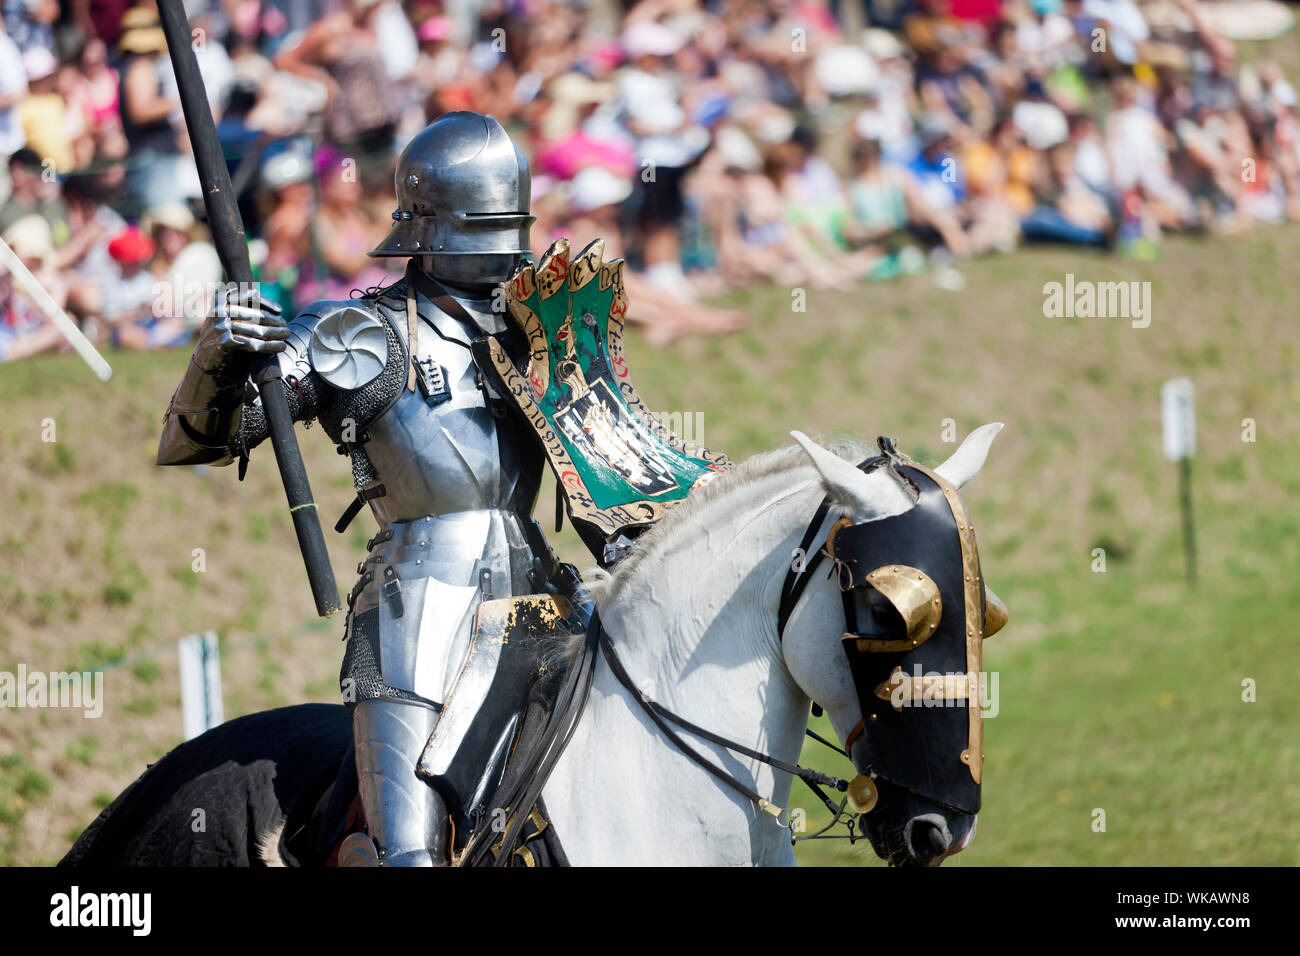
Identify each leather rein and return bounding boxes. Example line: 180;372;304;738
598;459;890;844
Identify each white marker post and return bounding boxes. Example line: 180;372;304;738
0;235;113;381
178;630;224;740
1160;378;1196;587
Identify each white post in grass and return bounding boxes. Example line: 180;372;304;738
1160;378;1196;588
179;630;224;740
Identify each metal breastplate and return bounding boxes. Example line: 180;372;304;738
363;295;522;524
341;289;544;704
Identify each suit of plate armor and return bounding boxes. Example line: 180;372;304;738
157;112;548;865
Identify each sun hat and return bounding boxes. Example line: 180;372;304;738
2;214;55;266
260;151;313;190
567;166;633;214
622;21;686;59
417;16;451;42
22;46;58;82
118;7;168;55
142;202;196;235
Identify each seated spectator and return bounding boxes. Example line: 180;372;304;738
846;137;971;277
908;115;969;216
914;40;994;138
3;0;57;55
563;165;746;345
1081;0;1150;67
729;144;862;291
1021;141;1113;246
0;213;66;360
782;126;854;252
0;20;28;160
535;72;631;181
18;46;74;174
54;51;100;172
1237;119;1289;225
101;224;188;349
1068;112;1112;197
118;6;190;212
764;135;884;280
411;15;472;124
55;174;120;323
0;147;68;239
77;37;121;141
257;150;316;317
1106;75;1197;239
273;0;400;155
144;202;221;330
1014;0;1076;78
297;148;392;305
959;114;1035;252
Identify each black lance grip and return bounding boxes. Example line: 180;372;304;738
158;0;342;616
252;360;342;616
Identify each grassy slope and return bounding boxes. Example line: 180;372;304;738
2;224;1298;865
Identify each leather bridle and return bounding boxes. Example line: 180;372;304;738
596;457;895;844
776;453;903;762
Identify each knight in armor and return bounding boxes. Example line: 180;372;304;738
157;112;556;866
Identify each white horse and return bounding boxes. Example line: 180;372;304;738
61;426;1002;868
540;424;1004;866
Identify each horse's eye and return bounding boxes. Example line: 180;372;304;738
853;588;905;636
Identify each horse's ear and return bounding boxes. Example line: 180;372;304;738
791;431;910;517
933;423;1003;490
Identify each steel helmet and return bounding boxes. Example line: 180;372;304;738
369;111;534;285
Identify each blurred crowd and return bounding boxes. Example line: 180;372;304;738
3;0;1299;358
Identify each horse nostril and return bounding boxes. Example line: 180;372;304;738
909;818;952;859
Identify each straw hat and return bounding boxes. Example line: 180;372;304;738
2;215;55;267
142;202;196;235
118;7;168;55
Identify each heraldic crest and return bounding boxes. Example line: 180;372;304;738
475;238;732;560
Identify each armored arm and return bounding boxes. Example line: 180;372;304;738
157;287;326;466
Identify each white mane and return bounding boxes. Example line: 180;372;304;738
584;435;875;607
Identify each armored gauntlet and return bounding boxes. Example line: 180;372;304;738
157;285;288;465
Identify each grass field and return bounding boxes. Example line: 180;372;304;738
2;223;1298;865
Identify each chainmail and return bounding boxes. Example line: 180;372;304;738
350;446;379;488
232;369;325;459
340;607;431;708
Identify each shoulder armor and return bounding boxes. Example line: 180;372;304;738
295;299;391;391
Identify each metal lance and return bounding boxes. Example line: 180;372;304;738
157;0;341;616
